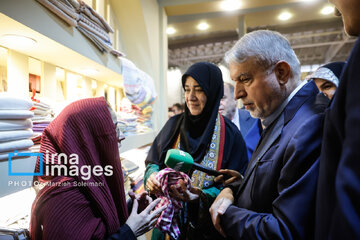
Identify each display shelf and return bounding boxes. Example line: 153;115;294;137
0;156;37;198
0;0;123;87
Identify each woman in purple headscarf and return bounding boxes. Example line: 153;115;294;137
30;97;166;240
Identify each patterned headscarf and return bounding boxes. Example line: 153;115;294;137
309;61;346;87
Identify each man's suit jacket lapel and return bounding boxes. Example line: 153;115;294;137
236;113;284;194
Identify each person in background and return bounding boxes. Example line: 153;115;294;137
209;30;328;239
309;61;345;100
242;118;262;160
172;103;185;115
315;0;360;239
168;107;175;118
219;82;256;138
144;62;248;240
30;97;166;240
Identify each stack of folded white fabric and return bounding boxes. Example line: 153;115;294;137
30;100;54;153
36;0;124;57
0;95;35;161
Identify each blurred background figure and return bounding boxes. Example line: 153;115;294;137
168;103;185;118
168;107;175;118
309;61;345;100
219;82;256;138
172;103;184;115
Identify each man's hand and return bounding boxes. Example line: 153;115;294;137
169;179;203;202
145;172;161;195
214;169;243;185
209;187;234;237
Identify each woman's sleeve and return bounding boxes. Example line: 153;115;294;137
144;163;160;189
107;224;136;240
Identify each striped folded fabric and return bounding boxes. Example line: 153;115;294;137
155;168;191;239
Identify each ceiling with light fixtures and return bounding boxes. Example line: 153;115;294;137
160;0;356;71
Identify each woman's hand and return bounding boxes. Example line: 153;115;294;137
146;172;162;195
125;197;167;237
214;169;243;185
169;179;203;202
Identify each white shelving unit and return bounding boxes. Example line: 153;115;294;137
0;0;123;87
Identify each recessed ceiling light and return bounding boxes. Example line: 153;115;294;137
0;34;37;49
278;12;292;21
197;22;210;31
221;0;241;11
167;27;176;35
320;5;335;15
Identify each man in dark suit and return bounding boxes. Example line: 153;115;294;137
219;82;256;138
210;30;328;239
315;1;360;239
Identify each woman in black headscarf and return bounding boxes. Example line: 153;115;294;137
144;62;248;240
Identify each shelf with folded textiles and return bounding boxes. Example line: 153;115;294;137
120;145;151;202
0;95;38;198
0;0;123;88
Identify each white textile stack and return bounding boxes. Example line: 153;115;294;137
30;100;54;153
0;94;34;161
36;0;124;57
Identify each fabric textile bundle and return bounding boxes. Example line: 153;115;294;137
0;95;33;110
0;130;33;142
29;99;54;153
121;57;157;106
36;0;124;57
0;119;33;131
30;100;54;134
119;57;157;134
0;94;34;161
155;168;191;240
0;110;34;119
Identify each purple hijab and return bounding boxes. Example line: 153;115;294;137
30;97;128;239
